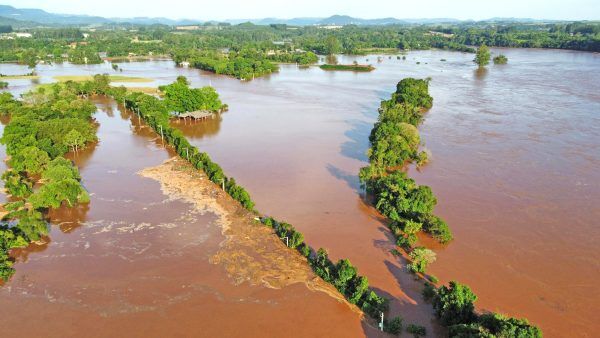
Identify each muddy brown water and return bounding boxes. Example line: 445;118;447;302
1;48;599;337
0;97;369;337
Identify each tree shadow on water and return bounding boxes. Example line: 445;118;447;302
340;119;373;162
326;163;362;194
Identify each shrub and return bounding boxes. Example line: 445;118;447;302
406;324;427;337
385;316;403;335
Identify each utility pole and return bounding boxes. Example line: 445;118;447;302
379;312;384;331
159;125;164;142
221;178;225;190
185;147;189;160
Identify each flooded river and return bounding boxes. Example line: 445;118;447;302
1;48;599;337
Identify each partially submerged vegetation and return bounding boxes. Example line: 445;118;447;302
158;76;226;114
0;79;103;281
493;54;508;65
267;51;319;65
360;78;452;247
359;78;541;336
474;44;491;67
319;64;374;72
424;281;541;337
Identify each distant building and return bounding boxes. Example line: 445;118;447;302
427;31;454;38
176;25;200;31
318;25;343;30
15;32;32;38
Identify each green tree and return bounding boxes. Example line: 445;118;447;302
324;35;342;55
64;129;85;152
407;247;436;273
474;45;491;67
433;281;478;326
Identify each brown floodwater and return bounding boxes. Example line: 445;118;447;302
0;97;370;337
1;48;599;337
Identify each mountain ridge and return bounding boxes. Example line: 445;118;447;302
0;4;564;27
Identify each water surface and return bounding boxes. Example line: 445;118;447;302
1;49;599;336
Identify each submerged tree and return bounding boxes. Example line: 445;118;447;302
474;44;491;67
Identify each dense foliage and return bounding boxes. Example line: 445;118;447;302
426;281;542;337
176;49;279;80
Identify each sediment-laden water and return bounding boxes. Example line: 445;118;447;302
1;48;598;336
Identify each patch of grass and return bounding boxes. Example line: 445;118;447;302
53;75;153;83
319;64;375;72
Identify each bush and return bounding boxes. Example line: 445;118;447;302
493;54;508;65
406;324;427;337
385;316;403;335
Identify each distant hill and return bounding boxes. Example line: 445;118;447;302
316;15;406;25
0;4;109;25
0;14;42;28
0;5;198;26
0;4;564;28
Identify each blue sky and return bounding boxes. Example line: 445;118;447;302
3;0;599;20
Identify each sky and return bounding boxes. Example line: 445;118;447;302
2;0;599;21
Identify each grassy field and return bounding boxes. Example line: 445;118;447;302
53;75;153;83
319;64;375;72
0;75;40;79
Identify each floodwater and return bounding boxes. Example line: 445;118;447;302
1;48;599;337
0;96;367;337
